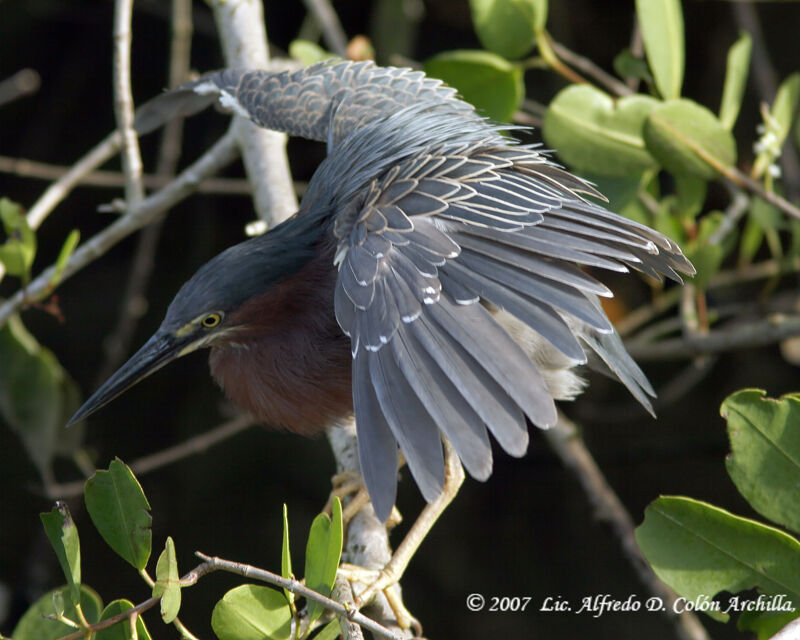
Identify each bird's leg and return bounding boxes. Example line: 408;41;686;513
351;439;465;609
326;470;402;528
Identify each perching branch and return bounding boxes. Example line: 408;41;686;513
194;552;403;640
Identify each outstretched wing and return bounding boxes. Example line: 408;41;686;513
134;61;480;148
333;139;694;520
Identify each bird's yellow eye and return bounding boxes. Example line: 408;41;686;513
201;312;222;328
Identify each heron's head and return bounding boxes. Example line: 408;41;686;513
68;216;319;426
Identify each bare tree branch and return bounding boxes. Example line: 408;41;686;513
0;155;257;194
543;412;711;640
209;0;297;224
0;68;41;107
47;413;254;499
303;0;349;57
628;314;800;361
0;130;239;327
112;0;145;205
194;552;403;640
96;0;194;384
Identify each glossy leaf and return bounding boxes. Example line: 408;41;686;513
11;585;101;640
152;537;181;623
95;600;152;640
85;458;152;570
40;502;81;605
738;608;800;640
424;49;524;122
543;85;659;176
674;174;707;220
636;496;800;622
0;197;36;278
469;0;547;60
211;585;292;640
0;314;81;475
305;497;343;624
315;619;343;640
288;40;338;66
635;0;684;99
281;504;294;605
722;390;800;535
644;99;737;179
719;32;752;130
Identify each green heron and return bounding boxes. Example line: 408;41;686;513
70;61;694;524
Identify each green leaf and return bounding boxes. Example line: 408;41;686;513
739;608;800;640
305;498;344;624
288;40;338;66
636;496;800;622
543;85;659;177
0;314;81;475
95;600;152;640
644;99;737;179
152;537;181;623
469;0;547;60
84;458;152;570
722;390;800;536
719;32;752;130
0;197;36;279
281;504;294;605
40;502;81;605
635;0;684;99
674;174;707;220
314;619;342;640
11;585;101;640
613;49;651;85
211;585;292;640
49;229;80;288
685;243;723;291
749;196;785;232
424;49;524;122
738;215;764;266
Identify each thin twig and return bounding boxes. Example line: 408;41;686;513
55;560;218;640
0;155;255;194
194;552;403;640
0;68;41;107
303;0;348;57
543;412;711;640
46;413;254;500
0;129;239;328
0;132;122;286
96;0;194;385
628;314;800;360
549;40;633;97
112;0;145;205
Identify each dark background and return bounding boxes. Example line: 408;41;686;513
2;1;799;638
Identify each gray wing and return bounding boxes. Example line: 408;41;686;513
334;143;694;520
134;61;480;148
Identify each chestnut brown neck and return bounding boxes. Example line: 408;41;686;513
208;244;352;435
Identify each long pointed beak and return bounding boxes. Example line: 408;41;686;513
67;330;185;426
